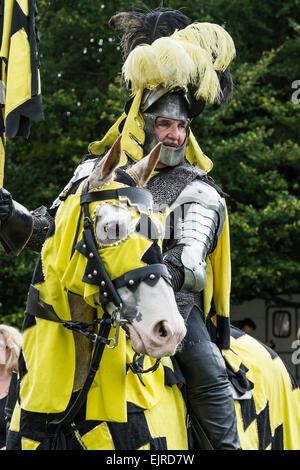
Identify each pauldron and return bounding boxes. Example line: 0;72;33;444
165;178;226;293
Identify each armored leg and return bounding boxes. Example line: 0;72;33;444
176;306;240;450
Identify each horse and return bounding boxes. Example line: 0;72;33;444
6;138;300;450
6;139;189;450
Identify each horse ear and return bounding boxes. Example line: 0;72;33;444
127;143;162;187
88;136;122;189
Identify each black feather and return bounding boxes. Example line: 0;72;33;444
110;4;234;107
110;5;191;60
218;68;234;104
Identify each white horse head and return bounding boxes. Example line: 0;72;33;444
86;137;186;358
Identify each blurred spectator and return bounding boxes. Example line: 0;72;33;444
0;325;22;450
231;317;257;335
265;339;276;350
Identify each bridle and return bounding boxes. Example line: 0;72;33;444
25;176;172;430
76;179;171;345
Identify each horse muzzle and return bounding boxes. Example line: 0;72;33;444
121;278;187;358
127;318;186;358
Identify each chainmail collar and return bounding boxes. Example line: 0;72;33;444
146;159;207;212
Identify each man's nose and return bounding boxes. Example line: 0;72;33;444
167;124;180;140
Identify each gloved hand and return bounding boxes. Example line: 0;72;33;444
0;188;13;223
0;190;34;255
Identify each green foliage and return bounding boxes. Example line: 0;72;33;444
1;0;300;327
0;249;38;329
190;20;300;303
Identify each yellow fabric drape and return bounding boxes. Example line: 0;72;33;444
0;0;43;186
202;201;231;348
20;181;177;422
230;333;300;450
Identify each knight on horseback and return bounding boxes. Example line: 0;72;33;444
0;7;241;450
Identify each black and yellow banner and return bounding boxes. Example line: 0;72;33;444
0;0;43;186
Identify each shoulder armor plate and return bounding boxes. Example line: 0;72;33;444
170;178;224;212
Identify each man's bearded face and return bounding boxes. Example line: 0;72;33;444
154;117;188;168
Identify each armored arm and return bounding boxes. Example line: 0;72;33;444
0;188;34;255
0;158;98;256
0;188;53;255
163;178;226;293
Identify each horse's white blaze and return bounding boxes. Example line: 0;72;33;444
116;278;186;358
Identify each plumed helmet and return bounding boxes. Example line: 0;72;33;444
110;7;235;106
108;7;235;167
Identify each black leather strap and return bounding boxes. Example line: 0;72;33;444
75;227;123;307
80;186;153;213
113;264;171;291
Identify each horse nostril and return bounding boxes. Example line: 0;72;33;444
152;320;177;344
159;324;167;337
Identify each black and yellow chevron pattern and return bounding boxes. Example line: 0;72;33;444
228;327;300;450
0;0;43;185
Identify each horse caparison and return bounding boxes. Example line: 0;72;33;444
6;139;300;450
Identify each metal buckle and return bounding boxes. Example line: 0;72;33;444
106;305;127;349
90;332;98;343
